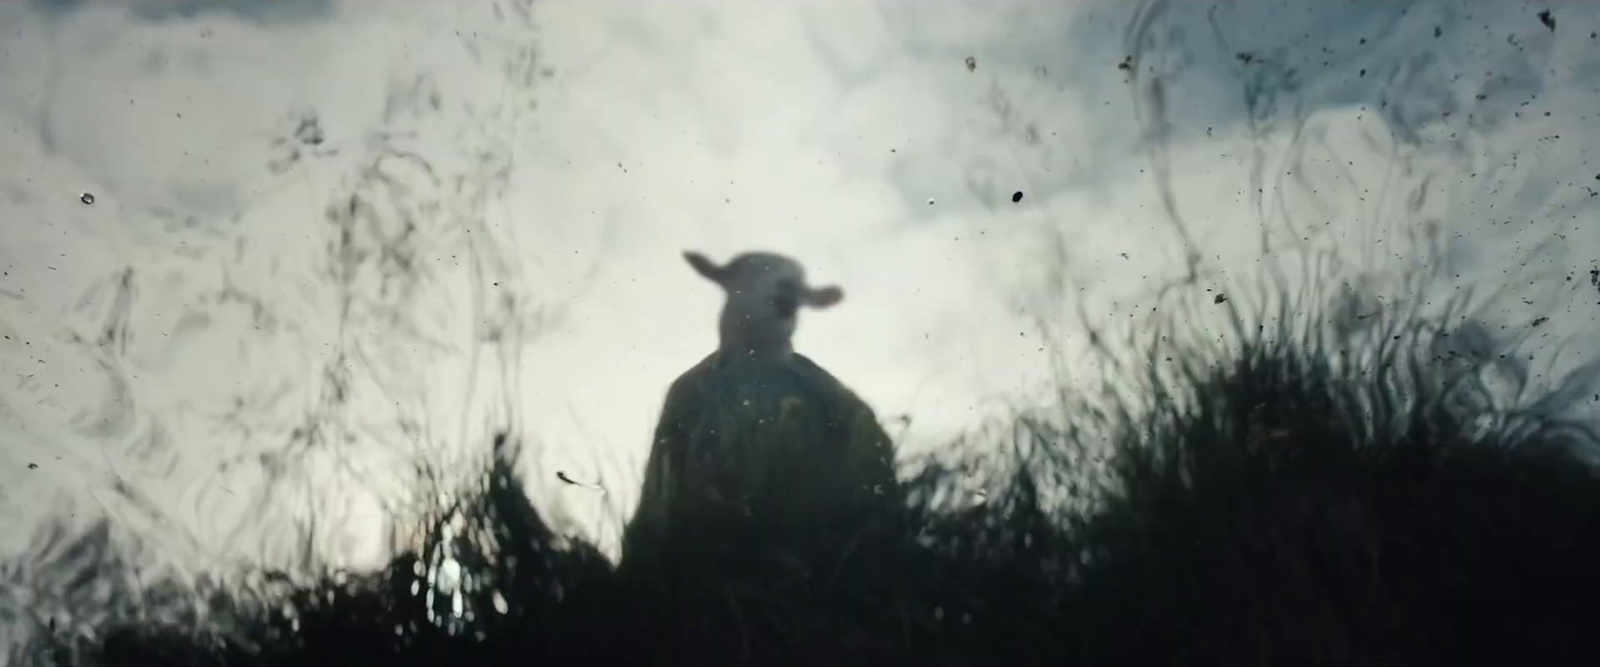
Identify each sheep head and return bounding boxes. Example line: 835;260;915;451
683;250;842;357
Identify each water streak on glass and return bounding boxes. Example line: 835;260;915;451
1;1;1598;664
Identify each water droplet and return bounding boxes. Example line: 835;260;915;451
79;192;94;205
934;606;945;620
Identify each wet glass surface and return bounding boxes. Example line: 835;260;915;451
2;1;1598;663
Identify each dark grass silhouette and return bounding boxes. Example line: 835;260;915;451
35;284;1600;665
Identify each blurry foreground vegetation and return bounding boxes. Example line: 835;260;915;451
18;285;1600;666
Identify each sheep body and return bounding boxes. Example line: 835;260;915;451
621;251;900;578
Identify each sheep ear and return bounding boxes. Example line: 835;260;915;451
683;251;725;285
804;285;844;309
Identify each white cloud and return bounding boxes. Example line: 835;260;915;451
1;0;1596;571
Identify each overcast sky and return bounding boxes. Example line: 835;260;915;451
2;0;1597;569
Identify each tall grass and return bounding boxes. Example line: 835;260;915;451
21;279;1600;665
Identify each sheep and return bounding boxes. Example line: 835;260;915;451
619;250;902;581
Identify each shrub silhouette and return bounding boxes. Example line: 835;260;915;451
34;286;1600;666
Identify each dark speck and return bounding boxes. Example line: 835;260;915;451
1011;191;1024;203
1538;9;1555;31
964;56;976;72
1434;26;1442;38
79;192;94;205
1214;294;1227;304
293;115;324;146
1532;316;1550;327
27;463;37;470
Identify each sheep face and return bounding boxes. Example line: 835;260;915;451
683;250;842;355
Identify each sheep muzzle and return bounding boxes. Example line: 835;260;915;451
774;292;800;318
